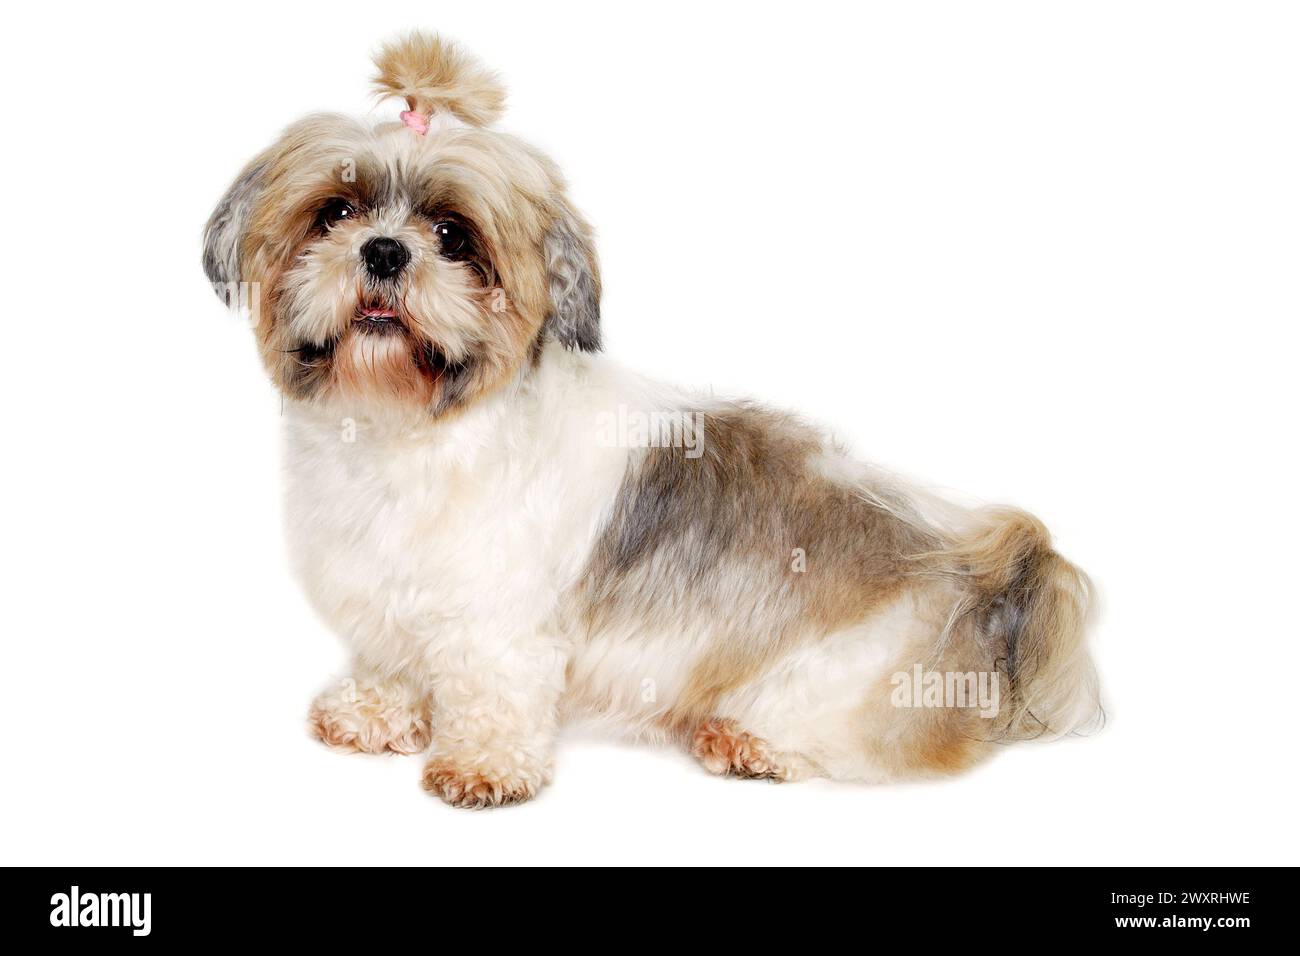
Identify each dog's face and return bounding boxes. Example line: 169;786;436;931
203;38;599;417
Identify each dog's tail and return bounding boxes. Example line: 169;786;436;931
939;508;1101;738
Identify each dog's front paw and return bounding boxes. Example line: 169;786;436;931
420;760;543;809
309;678;432;755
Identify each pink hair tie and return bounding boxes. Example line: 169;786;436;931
400;110;429;135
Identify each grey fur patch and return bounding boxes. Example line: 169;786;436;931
543;210;601;351
202;160;267;304
581;403;939;638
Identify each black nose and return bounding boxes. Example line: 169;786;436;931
361;236;410;279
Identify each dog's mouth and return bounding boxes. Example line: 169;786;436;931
353;303;405;335
345;297;456;385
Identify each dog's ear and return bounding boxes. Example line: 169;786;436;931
543;202;602;352
202;157;268;307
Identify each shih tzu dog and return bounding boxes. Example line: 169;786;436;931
203;32;1100;808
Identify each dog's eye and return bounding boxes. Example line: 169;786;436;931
315;198;358;230
433;221;470;258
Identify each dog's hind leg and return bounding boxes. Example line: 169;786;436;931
689;718;817;782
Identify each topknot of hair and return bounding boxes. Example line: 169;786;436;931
372;32;506;127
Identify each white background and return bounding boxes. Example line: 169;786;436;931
1;0;1297;866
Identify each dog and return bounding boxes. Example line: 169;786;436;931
203;32;1100;808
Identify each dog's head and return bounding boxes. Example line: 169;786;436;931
203;32;600;416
